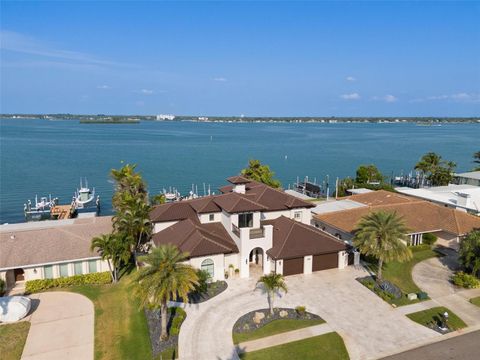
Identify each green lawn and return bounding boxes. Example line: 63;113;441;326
364;245;440;306
233;318;325;344
406;306;467;331
470;296;480;307
0;321;31;360
66;274;152;360
238;332;349;360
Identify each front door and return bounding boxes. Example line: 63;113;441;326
14;268;25;281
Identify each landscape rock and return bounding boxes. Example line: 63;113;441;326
279;310;288;318
253;311;265;324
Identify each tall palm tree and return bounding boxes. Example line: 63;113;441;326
353;211;412;281
91;233;131;282
135;245;198;340
256;273;288;315
113;197;151;252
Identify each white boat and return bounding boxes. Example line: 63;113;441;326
24;195;58;221
73;178;100;214
163;187;181;202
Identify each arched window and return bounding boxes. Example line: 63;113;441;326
201;258;214;278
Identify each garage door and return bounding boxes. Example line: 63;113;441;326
283;257;304;276
312;253;338;272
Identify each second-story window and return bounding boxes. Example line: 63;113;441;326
294;211;302;220
238;212;253;228
209;214;215;221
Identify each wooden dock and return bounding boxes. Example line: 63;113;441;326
50;205;74;220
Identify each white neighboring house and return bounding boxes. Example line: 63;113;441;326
156;114;175;121
150;176;349;281
454;171;480;187
0;216;112;293
396;184;480;215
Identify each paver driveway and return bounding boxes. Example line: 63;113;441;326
412;249;480;326
178;266;438;360
21;292;94;360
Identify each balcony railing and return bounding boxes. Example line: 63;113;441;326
232;224;240;237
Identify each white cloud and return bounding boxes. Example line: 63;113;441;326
340;93;361;100
414;93;480;103
372;94;398;103
0;30;134;68
97;85;110;89
135;89;154;95
346;76;356;82
213;77;227;82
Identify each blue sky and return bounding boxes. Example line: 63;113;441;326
1;1;479;116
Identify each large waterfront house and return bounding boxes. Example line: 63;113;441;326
150;176;350;281
0;217;112;292
312;190;480;250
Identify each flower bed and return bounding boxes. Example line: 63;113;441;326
145;306;186;357
25;272;112;293
233;307;322;335
188;280;227;304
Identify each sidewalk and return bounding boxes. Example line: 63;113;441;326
236;323;333;354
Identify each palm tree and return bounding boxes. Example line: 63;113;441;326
353;211;412;281
135;245;198;340
91;233;131;282
256;273;288;315
113;197;151;252
111;163;148;211
459;230;480;277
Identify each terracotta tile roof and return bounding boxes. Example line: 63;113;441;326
188;196;222;214
227;175;251;184
343;190;415;206
264;216;346;260
0;216;113;269
314;197;480;236
150;202;199;222
212;192;267;213
151;219;238;257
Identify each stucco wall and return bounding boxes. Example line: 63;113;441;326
189;254;225;281
198;212;222;224
313;220;354;242
153;220;178;233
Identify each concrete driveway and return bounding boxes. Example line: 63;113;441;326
21;292;94;360
412;249;480;326
178;266;438;360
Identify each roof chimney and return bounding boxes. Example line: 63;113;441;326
233;184;246;194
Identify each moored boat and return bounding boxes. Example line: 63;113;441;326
24;195;58;221
73;178;100;215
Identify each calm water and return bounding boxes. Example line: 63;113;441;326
1;119;479;224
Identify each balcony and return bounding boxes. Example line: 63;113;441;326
232;224;265;239
232;224;240;237
250;227;265;239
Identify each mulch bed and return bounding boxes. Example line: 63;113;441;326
145;308;183;357
233;308;322;334
187;281;228;304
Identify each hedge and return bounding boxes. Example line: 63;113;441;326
452;272;480;289
169;307;186;336
25;271;112;294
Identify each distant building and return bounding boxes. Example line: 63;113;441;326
156;114;175;121
454;171;480;187
395;184;479;215
198;116;209;121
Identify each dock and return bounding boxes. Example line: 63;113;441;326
50;205;74;220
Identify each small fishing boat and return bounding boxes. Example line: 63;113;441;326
73;178;100;214
163;187;181;202
24;195;58;221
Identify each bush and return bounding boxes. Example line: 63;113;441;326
295;306;306;315
193;270;211;294
169;307;186;336
422;233;437;245
25;272;112;293
0;278;5;296
417;291;428;300
452;272;480;289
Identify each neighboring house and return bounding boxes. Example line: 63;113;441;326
0;216;112;291
313;190;480;250
454;171;480;187
396;184;480;215
150;176;349;280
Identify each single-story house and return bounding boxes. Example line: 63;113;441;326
150;176;350;280
0;216;112;291
313;190;480;250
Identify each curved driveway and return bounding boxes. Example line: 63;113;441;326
22;292;94;360
412;249;480;326
178;267;438;360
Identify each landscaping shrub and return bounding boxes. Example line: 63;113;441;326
193;270;211;294
417;292;428;300
169;307;186;336
295;306;306;315
0;278;5;296
25;272;111;293
422;233;437;245
452;272;480;289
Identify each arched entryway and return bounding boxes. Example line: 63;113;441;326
249;247;264;277
14;268;25;282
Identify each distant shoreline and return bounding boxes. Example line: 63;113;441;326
1;115;479;124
